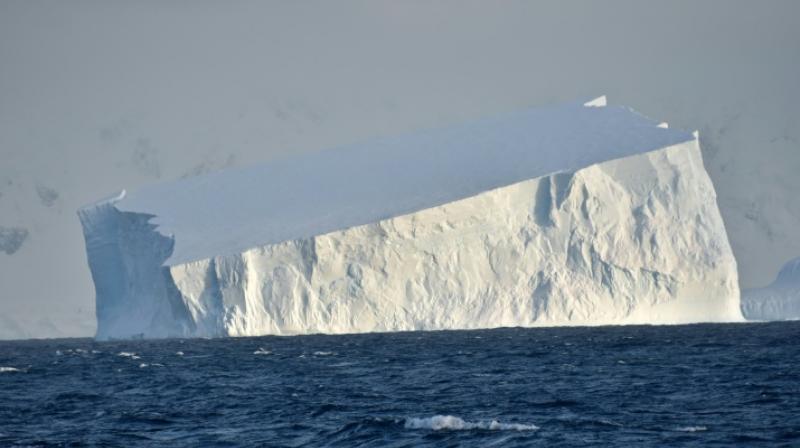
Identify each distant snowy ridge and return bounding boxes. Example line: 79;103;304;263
78;97;742;340
741;257;800;321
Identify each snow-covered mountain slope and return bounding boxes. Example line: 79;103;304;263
741;257;800;321
78;98;742;340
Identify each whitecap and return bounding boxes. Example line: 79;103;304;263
139;363;149;368
175;351;184;356
313;351;334;356
675;426;708;432
253;348;272;355
329;362;356;368
118;351;137;358
405;415;538;431
597;418;624;427
0;367;21;373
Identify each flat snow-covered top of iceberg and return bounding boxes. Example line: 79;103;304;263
100;97;694;265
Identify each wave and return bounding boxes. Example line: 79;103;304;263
0;366;21;373
675;426;708;432
313;351;334;356
118;352;141;359
138;363;164;368
253;348;272;355
329;362;357;368
405;415;538;431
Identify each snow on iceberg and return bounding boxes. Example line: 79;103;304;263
78;97;742;340
741;257;800;321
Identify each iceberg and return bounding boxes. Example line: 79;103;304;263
78;97;743;340
741;257;800;321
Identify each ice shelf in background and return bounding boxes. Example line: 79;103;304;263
741;257;800;321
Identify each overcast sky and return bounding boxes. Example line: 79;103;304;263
1;0;798;339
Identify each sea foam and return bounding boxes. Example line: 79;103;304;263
676;426;708;432
405;415;538;431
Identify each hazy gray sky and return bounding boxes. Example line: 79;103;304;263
1;0;798;338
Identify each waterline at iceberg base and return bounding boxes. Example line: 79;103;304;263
78;97;743;340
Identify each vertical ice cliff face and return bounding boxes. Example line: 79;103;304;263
77;192;194;339
741;257;800;321
165;141;740;337
78;99;742;340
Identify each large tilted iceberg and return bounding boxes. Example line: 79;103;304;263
78;96;743;340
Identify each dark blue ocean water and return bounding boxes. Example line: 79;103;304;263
1;322;799;447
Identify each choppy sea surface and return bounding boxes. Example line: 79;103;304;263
1;322;799;447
